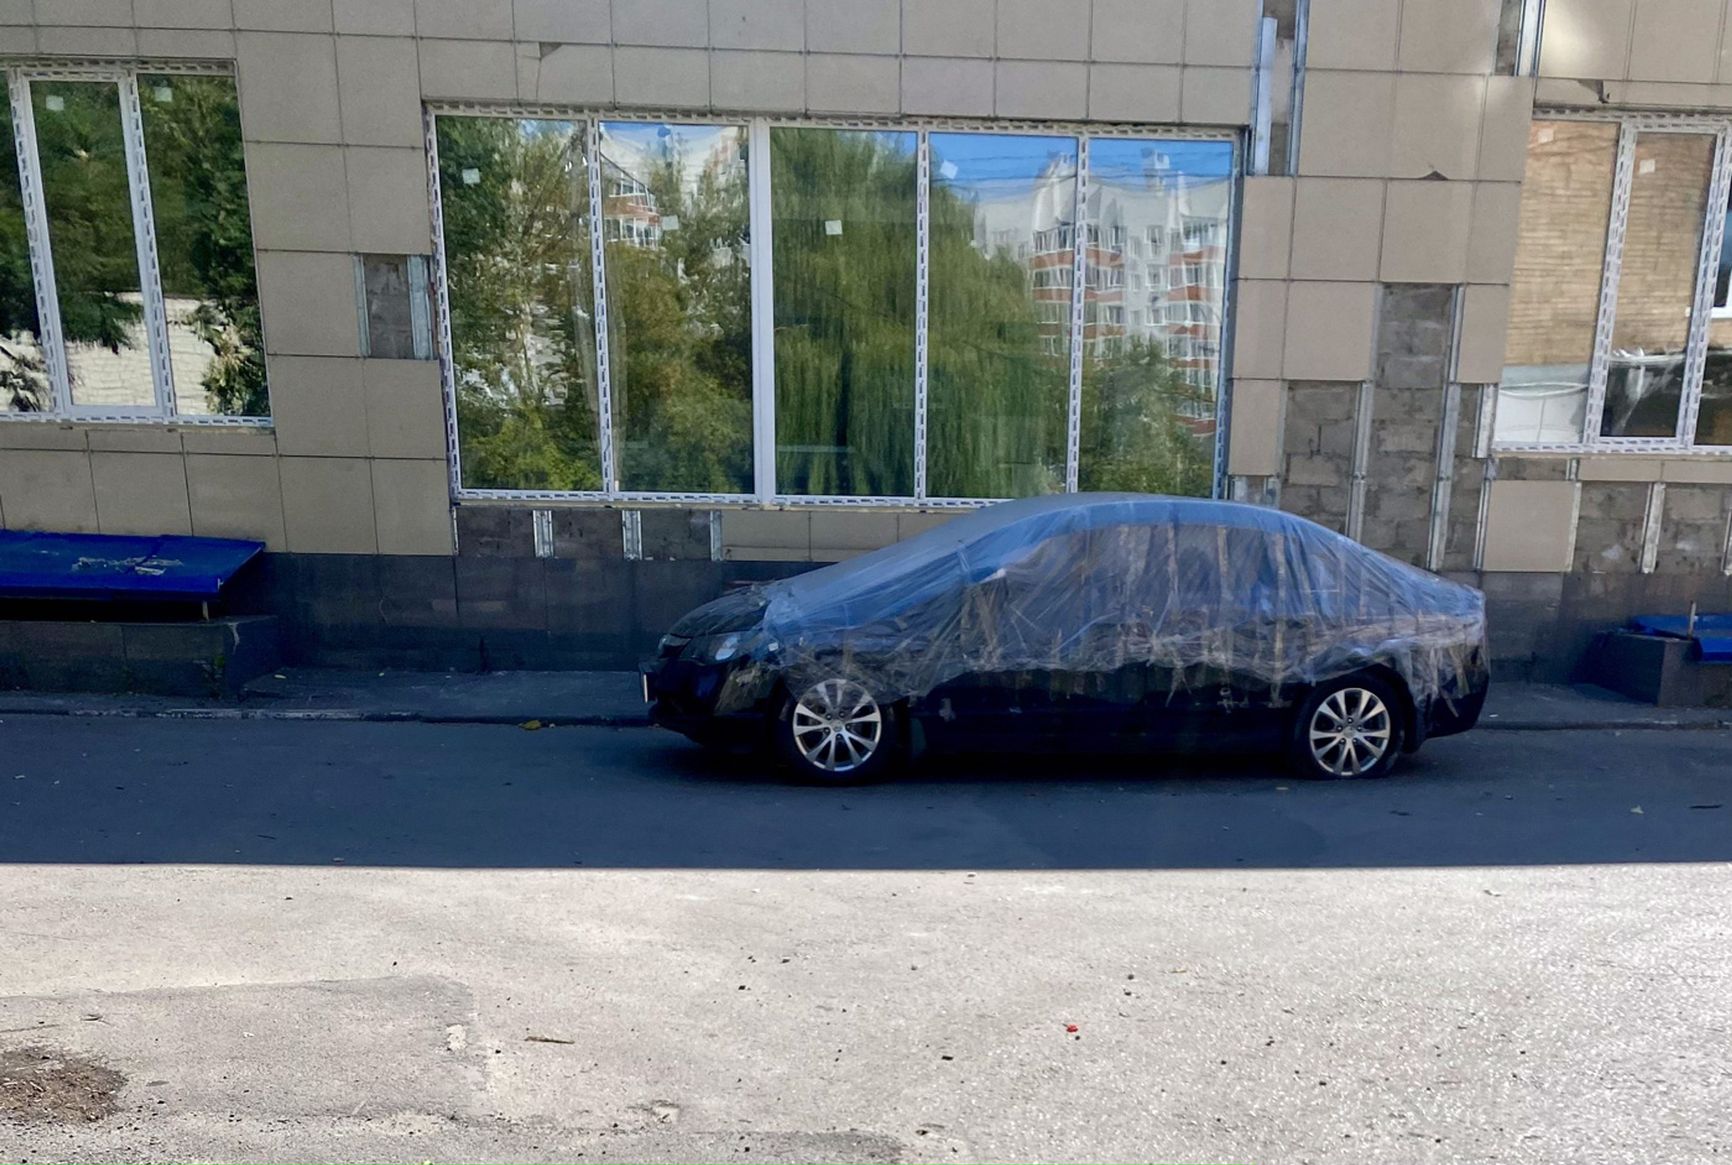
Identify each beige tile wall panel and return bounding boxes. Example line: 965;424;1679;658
1087;63;1183;122
997;0;1090;61
1457;284;1513;384
235;0;332;33
256;252;363;358
896;512;956;539
806;0;899;56
336;35;424;149
1538;0;1634;78
1398;0;1501;75
35;0;127;25
1628;0;1722;83
1290;177;1384;281
1283;281;1376;381
1183;0;1259;67
995;60;1089;119
0;450;98;532
414;0;511;40
902;0;995;58
181;427;279;456
186;453;288;549
806;54;900;114
902;56;995;116
1305;0;1399;71
0;424;87;451
1482;480;1580;571
345;147;433;254
134;0;236;29
1532;77;1604;105
86;427;184;454
1391;75;1485;181
280;457;378;553
710;0;804;51
721;509;812;560
1179;66;1251;124
612;0;709;48
1580;456;1667;481
236;32;342;144
38;24;137;54
419;38;519;100
1296;71;1395;177
1663;460;1732;483
513;0;610;43
1232;280;1289;380
270;357;370;458
138;27;235;56
91;452;193;536
1467;181;1524;285
1091;0;1183;65
1381;181;1474;284
363;360;447;460
1237;177;1293;281
614;46;711;107
809;509;899;557
245;143;352;253
1479;76;1537;184
712;49;807;111
0;25;36;52
526;43;615;105
1599;80;1732;107
1227;379;1284;476
372;459;454;555
0;0;28;22
335;0;414;37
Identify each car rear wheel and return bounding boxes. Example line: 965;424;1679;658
1291;674;1404;780
775;677;899;785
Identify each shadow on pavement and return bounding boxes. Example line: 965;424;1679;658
0;715;1727;869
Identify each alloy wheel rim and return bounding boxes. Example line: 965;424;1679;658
791;679;883;773
1308;687;1392;777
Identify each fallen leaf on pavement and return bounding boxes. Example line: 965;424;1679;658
521;720;543;731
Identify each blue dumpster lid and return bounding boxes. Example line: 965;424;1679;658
1629;613;1732;664
0;530;265;601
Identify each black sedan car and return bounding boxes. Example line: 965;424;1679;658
644;494;1488;783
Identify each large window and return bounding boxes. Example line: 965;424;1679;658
1498;117;1732;450
431;114;1237;502
0;67;263;420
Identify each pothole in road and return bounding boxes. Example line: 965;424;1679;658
0;1046;124;1124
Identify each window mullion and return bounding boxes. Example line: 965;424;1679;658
914;128;930;502
9;70;71;414
1065;136;1088;493
1585;121;1637;448
748;118;776;503
117;74;175;417
585;119;618;496
1680;126;1731;448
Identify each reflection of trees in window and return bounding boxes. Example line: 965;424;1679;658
438;116;602;491
0;84;45;412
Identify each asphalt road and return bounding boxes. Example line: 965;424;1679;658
0;716;1729;1163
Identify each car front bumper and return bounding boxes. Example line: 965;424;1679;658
641;656;771;747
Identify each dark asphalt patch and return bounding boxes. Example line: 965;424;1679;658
0;1046;123;1123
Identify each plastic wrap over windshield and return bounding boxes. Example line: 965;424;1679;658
717;495;1486;713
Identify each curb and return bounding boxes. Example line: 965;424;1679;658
0;703;654;727
1480;718;1732;732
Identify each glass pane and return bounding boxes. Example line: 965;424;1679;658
138;74;266;417
927;132;1076;499
599;121;752;494
0;84;46;412
437;116;602;490
33;80;151;410
771;128;917;497
1497;120;1618;444
1078;139;1231;496
1602;131;1715;439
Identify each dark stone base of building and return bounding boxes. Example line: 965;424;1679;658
0;614;281;697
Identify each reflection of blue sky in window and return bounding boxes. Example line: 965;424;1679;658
1089;139;1234;183
931;133;1077;197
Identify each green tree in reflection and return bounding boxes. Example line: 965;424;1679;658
1079;339;1214;496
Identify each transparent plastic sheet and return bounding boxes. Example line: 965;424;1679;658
706;495;1486;714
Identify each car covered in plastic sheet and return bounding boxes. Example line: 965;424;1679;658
642;494;1489;783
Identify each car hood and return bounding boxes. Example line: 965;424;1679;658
669;586;770;637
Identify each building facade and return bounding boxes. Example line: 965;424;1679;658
1;0;1731;679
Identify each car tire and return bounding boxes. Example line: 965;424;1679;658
1290;673;1405;780
774;676;901;786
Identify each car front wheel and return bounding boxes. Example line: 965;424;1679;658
1291;674;1404;780
775;677;899;785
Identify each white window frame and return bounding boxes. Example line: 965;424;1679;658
427;107;1239;507
1496;110;1732;455
0;60;265;427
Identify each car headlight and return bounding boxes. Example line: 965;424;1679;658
683;631;757;664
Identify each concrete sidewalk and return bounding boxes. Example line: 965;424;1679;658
0;667;1729;731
